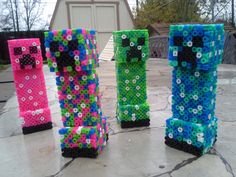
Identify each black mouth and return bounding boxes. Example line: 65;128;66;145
19;54;36;69
126;47;142;62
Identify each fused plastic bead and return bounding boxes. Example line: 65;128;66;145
44;28;108;158
168;24;224;70
165;24;224;156
8;38;52;134
113;30;150;128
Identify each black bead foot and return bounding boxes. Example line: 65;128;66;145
165;137;205;156
120;119;150;128
62;147;98;158
22;122;53;135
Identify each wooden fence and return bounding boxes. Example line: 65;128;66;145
0;31;46;64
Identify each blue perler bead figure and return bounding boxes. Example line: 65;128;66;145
165;24;224;156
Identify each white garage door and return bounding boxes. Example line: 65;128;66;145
69;3;118;52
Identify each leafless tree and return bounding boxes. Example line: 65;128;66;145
22;0;45;31
0;1;15;31
197;0;231;22
13;0;20;31
0;0;20;32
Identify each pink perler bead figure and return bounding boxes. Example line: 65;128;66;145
8;38;52;134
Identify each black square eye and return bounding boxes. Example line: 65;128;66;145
68;40;78;51
30;46;38;54
14;47;22;55
122;38;130;47
137;37;145;46
50;41;59;52
192;36;203;47
173;36;183;46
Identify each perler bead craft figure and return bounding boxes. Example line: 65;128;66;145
8;38;52;134
113;30;150;128
44;29;108;158
165;24;224;156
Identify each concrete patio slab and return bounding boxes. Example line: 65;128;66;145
0;59;235;177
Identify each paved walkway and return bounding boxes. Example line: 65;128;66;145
0;59;236;177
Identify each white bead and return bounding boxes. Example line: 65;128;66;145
178;127;183;132
168;133;173;139
187;41;192;47
125;80;129;84
173;51;178;56
121;34;126;39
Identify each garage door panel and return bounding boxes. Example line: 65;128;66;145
71;6;93;29
95;6;117;31
69;3;118;51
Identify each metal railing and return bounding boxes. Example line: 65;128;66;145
149;35;169;59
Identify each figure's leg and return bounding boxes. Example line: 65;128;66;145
165;67;218;156
116;62;150;128
57;72;108;158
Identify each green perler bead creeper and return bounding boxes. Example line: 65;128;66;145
113;30;150;128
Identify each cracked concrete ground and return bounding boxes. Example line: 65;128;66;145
0;59;235;177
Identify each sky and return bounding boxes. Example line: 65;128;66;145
44;0;137;22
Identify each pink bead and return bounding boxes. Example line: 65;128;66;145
74;50;80;55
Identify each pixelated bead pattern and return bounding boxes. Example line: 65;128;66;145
113;30;150;125
168;24;224;70
8;38;52;130
45;29;99;74
44;28;107;157
113;30;149;63
165;24;224;155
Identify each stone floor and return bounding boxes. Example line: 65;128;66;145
0;59;236;177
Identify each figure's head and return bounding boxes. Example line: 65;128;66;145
168;24;224;70
44;29;98;73
113;30;149;63
8;38;42;71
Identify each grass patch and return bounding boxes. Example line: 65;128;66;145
0;64;10;71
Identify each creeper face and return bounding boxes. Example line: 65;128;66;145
45;29;98;73
169;24;224;70
9;39;42;71
113;30;149;63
